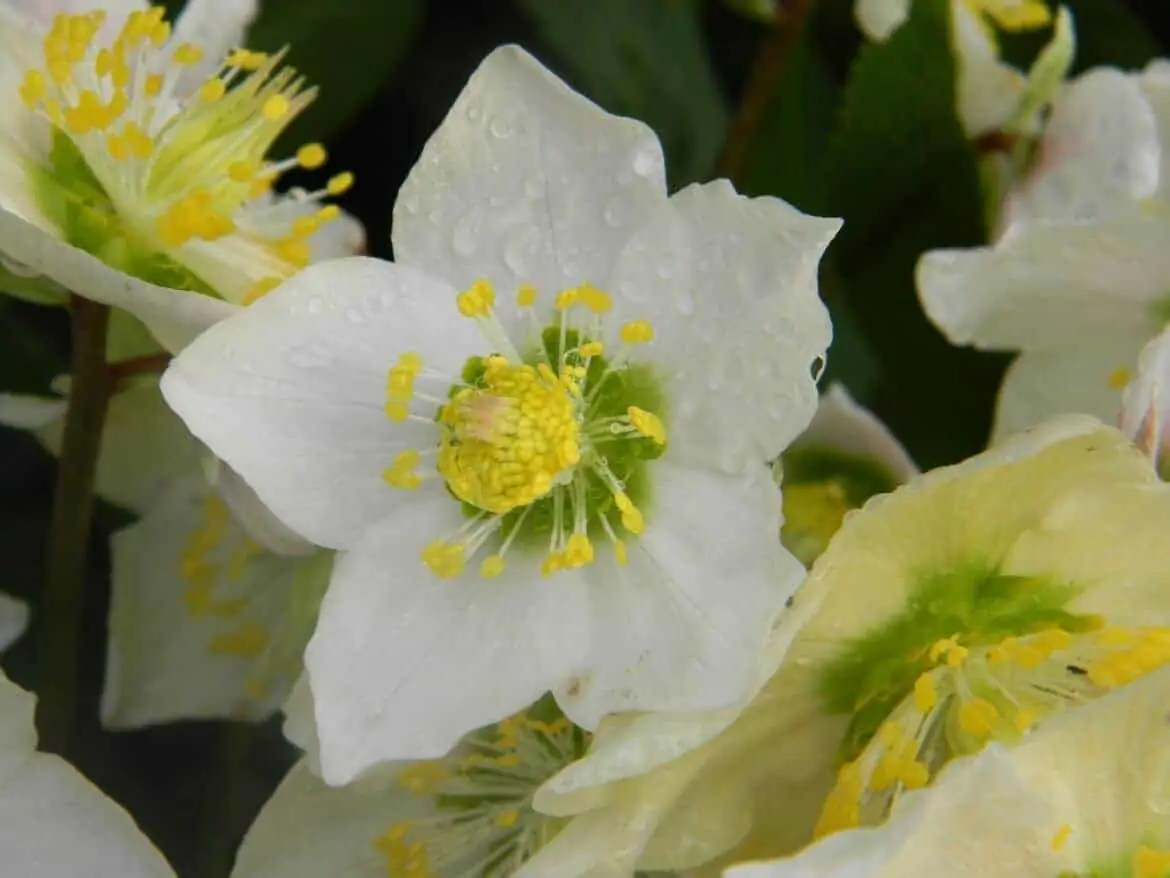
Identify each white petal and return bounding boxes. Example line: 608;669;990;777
0;674;174;877
1139;62;1170;200
555;461;801;728
280;675;323;774
793;384;919;481
608;181;838;472
991;338;1146;441
854;0;910;40
232;759;427;878
305;491;589;782
1121;326;1170;466
0;756;175;877
102;476;326;728
0;592;28;653
1002;68;1161;228
952;3;1024;137
169;0;259;95
392;45;667;319
0;208;237;352
0;393;66;430
205;458;316;556
518;795;664;878
917;216;1170;352
161;257;480;550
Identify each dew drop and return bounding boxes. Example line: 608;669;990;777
489;116;513;139
631;146;659;178
452;207;484;257
466;103;481;122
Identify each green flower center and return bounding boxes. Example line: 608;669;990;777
814;564;1170;838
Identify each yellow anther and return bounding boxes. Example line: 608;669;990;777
493;753;521;768
614;493;645;535
456;279;496;318
396;763;449;794
297;143;328;169
19;70;47;109
207;623;269;658
541;552;564;577
958;697;999;737
554;287;580;310
94;48;112;77
199;77;226;102
494;809;521;828
627;406;666;445
421;540;465;579
383;450;423;491
928;636;967;667
579;341;604;358
1050;824;1072;852
578;284;612;314
970;0;1051;31
226;48;269;70
149;20;171;46
241;276;282;306
912;673;938;714
317;204;341;223
613;539;628;566
1012;709;1036;733
262;94;290;121
229;161;257;183
814;760;863;839
275;236;311;267
564;533;595;569
145;73;164;97
1108;367;1132;389
385;400;410;423
620;320;654;344
480;555;506;579
327;171;355;195
516;284;537;307
173;42;204;65
292;216;319;238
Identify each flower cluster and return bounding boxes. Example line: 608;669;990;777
2;0;1170;876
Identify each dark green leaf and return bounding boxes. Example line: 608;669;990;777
516;0;729;185
247;0;427;148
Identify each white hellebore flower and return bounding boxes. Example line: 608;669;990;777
728;663;1170;878
854;0;1053;137
919;59;1170;440
0;379;332;726
0;670;175;876
235;698;591;878
0;0;360;350
161;44;838;781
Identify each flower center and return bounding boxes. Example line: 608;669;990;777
815;624;1170;838
374;702;590;877
383;279;668;582
437;358;581;515
17;6;351;301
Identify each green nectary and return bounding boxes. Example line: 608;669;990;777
28;130;215;295
452;326;666;552
818;562;1099;760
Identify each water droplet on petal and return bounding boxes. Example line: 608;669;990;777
603;199;625;228
632;146;660;178
466;103;481;122
453;207;484;257
489;116;513;138
306;296;324;314
504;225;540;276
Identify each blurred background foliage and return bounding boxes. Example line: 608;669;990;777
1;0;1167;874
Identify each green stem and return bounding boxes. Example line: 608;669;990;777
37;295;111;757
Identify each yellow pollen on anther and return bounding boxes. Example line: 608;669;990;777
554;287;580;310
494;809;522;828
516;284;537;307
456;279;496;318
579;341;604;358
627;406;666;445
199;77;226;102
614;492;645;535
229;161;257;183
296;143;328;169
172;42;203;65
384;450;423;491
480;554;506;579
1108;367;1133;389
578;284;613;313
620;320;655;344
327;171;355;196
564;533;595;569
1135;846;1170;878
421;540;466;579
241;276;282;306
613;540;628;566
929;636;968;668
1050;824;1072;852
396;763;449;794
912;672;938;713
958;697;1000;737
541;553;564;577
